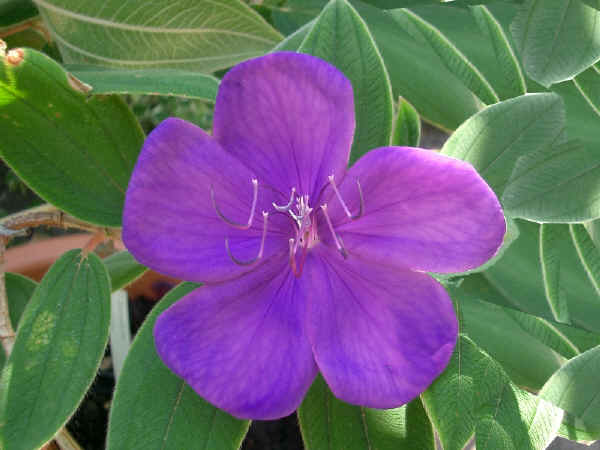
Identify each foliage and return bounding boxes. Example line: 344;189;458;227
1;0;600;448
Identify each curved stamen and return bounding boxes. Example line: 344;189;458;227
328;175;364;221
225;211;269;266
211;178;258;230
320;204;348;259
273;187;296;212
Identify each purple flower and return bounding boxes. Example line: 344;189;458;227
122;52;505;420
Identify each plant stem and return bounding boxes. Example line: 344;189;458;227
0;204;118;238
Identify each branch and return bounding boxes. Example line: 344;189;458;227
0;204;119;238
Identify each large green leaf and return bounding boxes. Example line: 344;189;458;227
0;250;111;450
272;19;314;52
393;8;499;105
103;251;147;292
0;47;144;226
299;0;393;162
511;0;600;87
539;224;571;323
501;139;600;222
572;64;600;117
354;1;484;131
570;224;600;298
298;375;434;450
422;335;562;450
107;282;250;450
441;93;565;198
540;345;600;434
455;295;565;391
67;67;219;101
35;0;282;73
484;220;600;334
456;274;590;360
470;4;526;98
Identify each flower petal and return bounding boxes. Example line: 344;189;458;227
325;147;505;273
213;52;355;200
154;256;317;420
303;247;457;408
123;118;290;283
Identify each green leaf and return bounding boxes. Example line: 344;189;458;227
572;64;600;118
299;0;393;162
0;249;111;450
392;97;421;147
456;273;588;360
104;251;147;292
0;0;38;29
470;5;526;98
298;375;434;450
393;8;499;105
540;345;600;434
272;0;325;35
441;93;565;197
0;47;144;227
501;139;600;222
540;224;571;323
457;271;600;386
34;0;282;73
511;0;600;87
272;19;314;52
66;67;219;102
454;295;566;391
4;272;37;330
558;411;600;442
570;224;600;299
358;3;484;131
107;282;250;450
422;335;563;450
484;220;600;334
0;273;38;367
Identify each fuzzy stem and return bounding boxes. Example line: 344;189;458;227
0;204;117;238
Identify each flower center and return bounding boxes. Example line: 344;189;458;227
211;174;364;276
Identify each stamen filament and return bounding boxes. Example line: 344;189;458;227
320;204;348;259
225;211;269;266
289;237;308;277
211;178;258;230
273;187;296;212
328;175;364;221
